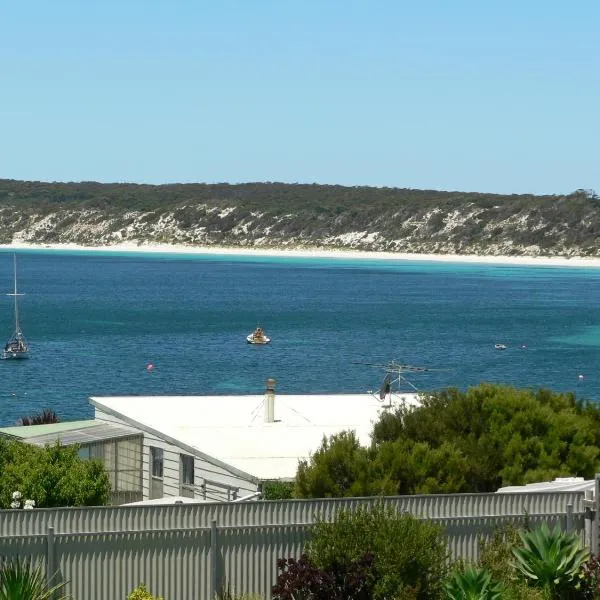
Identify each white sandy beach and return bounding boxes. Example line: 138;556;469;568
1;241;600;268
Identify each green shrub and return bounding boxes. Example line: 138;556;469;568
305;504;449;600
444;566;503;600
127;583;163;600
0;557;68;600
511;523;589;599
260;480;294;500
478;525;544;600
580;556;600;599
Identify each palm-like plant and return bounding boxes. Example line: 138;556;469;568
0;558;68;600
511;523;589;598
445;566;504;600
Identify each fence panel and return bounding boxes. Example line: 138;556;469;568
0;533;47;565
218;524;312;599
53;528;211;600
0;491;585;536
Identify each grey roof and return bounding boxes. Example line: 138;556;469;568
15;422;140;447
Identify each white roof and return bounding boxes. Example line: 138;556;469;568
123;496;215;506
497;477;595;493
91;392;420;481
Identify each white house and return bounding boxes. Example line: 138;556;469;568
89;380;420;502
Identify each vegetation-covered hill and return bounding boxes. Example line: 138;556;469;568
1;179;599;256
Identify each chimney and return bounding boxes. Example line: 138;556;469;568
264;378;276;423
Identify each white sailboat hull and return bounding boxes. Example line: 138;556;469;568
1;349;29;360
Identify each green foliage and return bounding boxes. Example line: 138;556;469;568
579;556;600;599
294;431;392;498
305;504;449;600
478;525;544;600
444;566;504;600
260;480;294;500
511;523;589;598
126;583;163;600
295;384;600;498
0;438;110;508
0;558;67;600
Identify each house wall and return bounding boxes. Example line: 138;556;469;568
94;409;258;501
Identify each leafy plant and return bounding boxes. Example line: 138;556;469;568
260;480;294;500
305;504;449;599
478;525;544;600
0;439;110;507
127;583;163;600
272;554;333;600
272;553;375;600
578;555;600;600
0;557;68;600
444;566;503;600
19;410;60;426
511;523;589;598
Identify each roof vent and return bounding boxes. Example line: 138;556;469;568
264;378;276;423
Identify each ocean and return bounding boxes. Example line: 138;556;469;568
1;249;599;426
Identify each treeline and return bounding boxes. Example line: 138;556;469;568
262;383;600;500
0;179;599;255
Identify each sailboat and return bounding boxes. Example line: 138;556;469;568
2;254;29;360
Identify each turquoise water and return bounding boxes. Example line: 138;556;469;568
1;249;600;426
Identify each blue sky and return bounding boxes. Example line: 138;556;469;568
1;1;598;194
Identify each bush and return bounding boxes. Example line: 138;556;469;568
272;553;375;600
478;525;544;600
580;556;600;600
0;439;110;508
260;480;294;500
444;566;503;600
512;523;589;598
305;504;449;600
0;557;68;600
127;583;163;600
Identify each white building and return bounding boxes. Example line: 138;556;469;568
90;381;420;502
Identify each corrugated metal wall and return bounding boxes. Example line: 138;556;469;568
0;491;585;536
0;492;587;600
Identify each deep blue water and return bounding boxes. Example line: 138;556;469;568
1;249;600;426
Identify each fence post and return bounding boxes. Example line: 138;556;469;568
566;504;573;533
594;474;600;556
46;525;55;592
210;519;219;599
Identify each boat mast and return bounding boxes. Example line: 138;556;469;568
8;254;22;335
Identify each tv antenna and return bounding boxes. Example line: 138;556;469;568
353;360;444;405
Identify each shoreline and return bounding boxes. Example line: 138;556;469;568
1;241;600;268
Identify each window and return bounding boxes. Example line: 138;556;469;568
77;438;143;504
150;447;163;479
180;454;194;498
